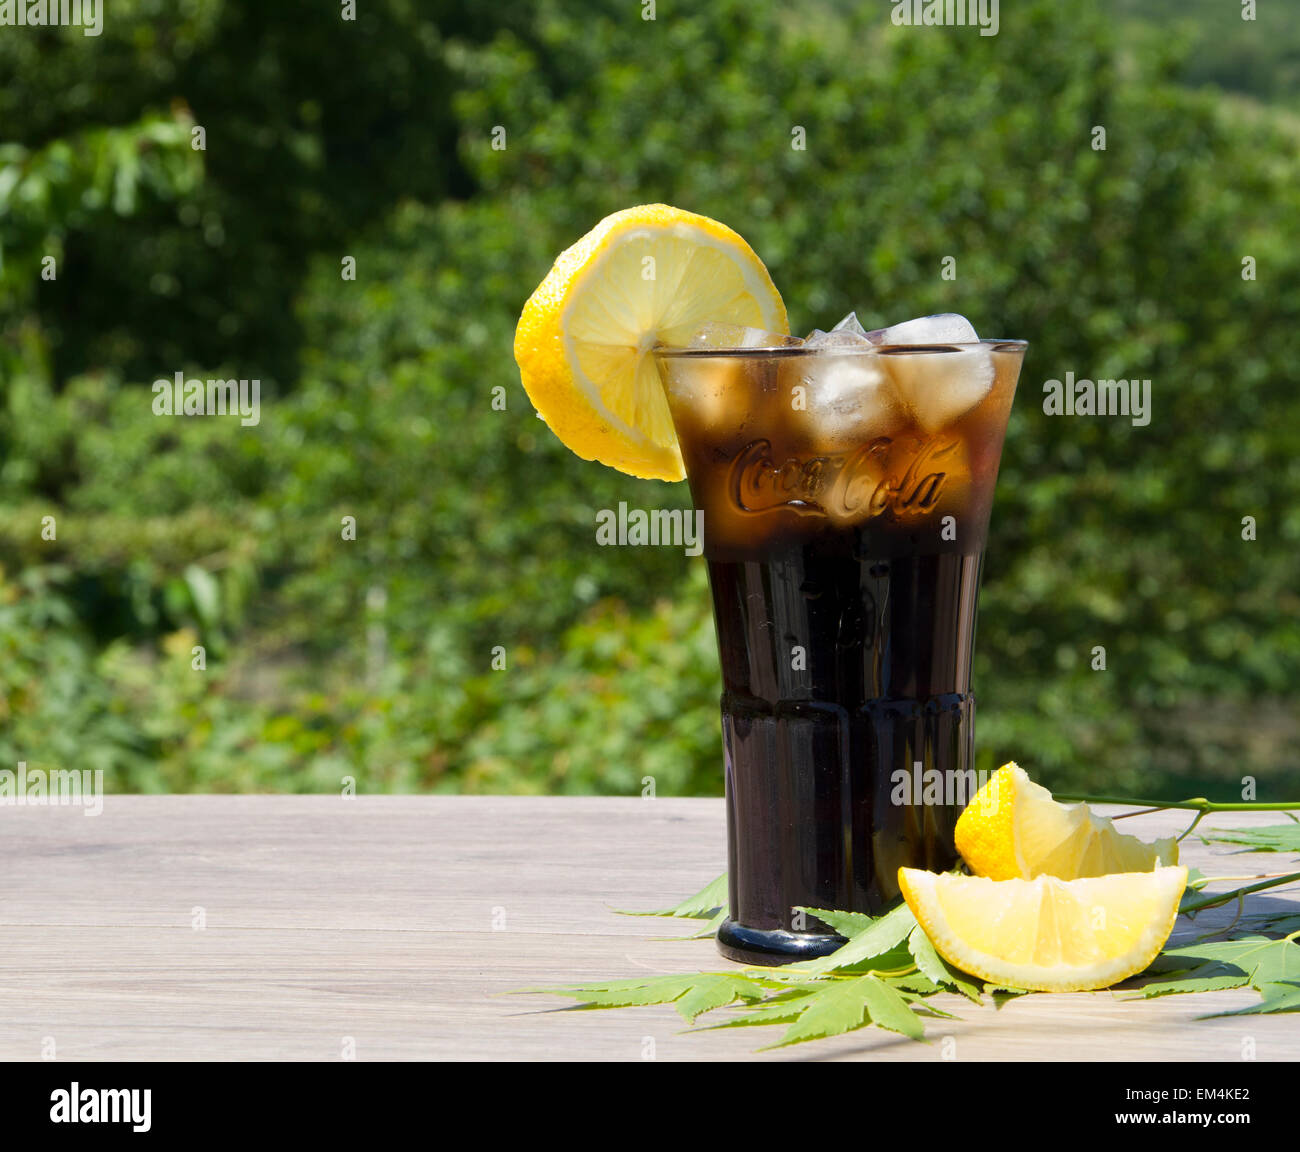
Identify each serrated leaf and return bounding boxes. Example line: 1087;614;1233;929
1144;949;1196;975
1122;964;1250;999
1200;981;1300;1018
858;975;928;1040
798;906;875;936
765;974;925;1048
827;938;916;975
674;975;768;1021
742;967;828;985
620;872;727;919
1159;935;1300;992
1203;823;1300;856
523;971;768;1021
789;903;918;976
889;972;941;995
908;925;981;1002
519;974;695;1003
694;990;820;1031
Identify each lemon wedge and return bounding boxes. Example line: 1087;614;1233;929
955;762;1179;881
899;865;1188;992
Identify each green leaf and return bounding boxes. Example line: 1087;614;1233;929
889;972;942;995
1158;935;1300;992
1122;964;1250;999
798;906;874;936
832;939;917;975
619;873;727;919
908;925;982;1002
522;972;768;1022
1253;912;1300;936
766;974;925;1047
1203;824;1300;856
674;975;768;1022
789;903;918;976
694;989;820;1030
1200;981;1300;1018
858;976;928;1040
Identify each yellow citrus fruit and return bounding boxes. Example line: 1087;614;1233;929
513;204;787;480
899;865;1188;992
955;762;1179;881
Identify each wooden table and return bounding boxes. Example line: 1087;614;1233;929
1;797;1296;1061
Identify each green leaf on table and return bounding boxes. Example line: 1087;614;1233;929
620;872;727;919
1122;962;1250;1000
694;990;819;1031
1158;934;1300;993
536;859;1300;1052
1251;911;1300;936
1202;823;1300;856
798;906;875;937
908;925;982;1002
890;972;942;996
789;902;918;976
675;974;769;1021
1200;981;1300;1017
764;974;925;1047
523;971;769;1022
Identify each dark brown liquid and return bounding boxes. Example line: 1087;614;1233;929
709;533;980;945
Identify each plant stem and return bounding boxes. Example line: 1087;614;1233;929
1055;796;1300;842
1056;796;1300;812
1180;871;1300;915
1204;872;1298;884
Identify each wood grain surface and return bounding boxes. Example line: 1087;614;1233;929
0;796;1296;1061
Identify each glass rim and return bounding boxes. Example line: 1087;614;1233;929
653;338;1028;359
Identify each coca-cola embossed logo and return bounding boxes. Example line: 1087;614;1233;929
728;436;957;520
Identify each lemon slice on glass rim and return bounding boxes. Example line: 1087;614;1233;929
513;204;787;481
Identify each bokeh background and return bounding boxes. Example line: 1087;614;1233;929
1;0;1297;799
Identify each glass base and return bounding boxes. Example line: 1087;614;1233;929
716;918;846;967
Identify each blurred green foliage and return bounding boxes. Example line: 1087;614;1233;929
1;0;1297;799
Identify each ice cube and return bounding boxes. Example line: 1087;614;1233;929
806;312;872;347
871;313;981;346
806;330;871;348
687;323;800;350
864;314;991;429
787;353;905;448
882;346;994;432
831;312;870;338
